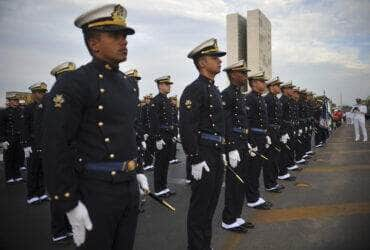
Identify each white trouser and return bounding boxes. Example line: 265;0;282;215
353;118;367;141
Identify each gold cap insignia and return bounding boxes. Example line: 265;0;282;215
53;94;65;108
112;5;124;20
185;99;192;109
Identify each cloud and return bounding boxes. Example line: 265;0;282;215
0;0;369;106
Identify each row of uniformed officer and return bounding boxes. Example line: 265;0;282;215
42;4;149;249
23;82;49;204
150;76;177;197
220;60;256;233
0;93;25;183
180;38;227;250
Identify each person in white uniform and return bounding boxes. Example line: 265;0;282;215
352;98;367;142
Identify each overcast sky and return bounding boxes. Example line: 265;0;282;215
0;0;369;107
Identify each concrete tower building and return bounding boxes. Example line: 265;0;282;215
226;9;272;79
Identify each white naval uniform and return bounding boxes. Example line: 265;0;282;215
352;104;367;141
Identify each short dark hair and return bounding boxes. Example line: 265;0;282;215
193;55;207;71
248;79;256;88
83;29;102;56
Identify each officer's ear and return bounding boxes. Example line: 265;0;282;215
197;56;207;69
84;30;102;56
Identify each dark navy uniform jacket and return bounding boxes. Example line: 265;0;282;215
23;101;44;150
42;58;140;212
280;94;296;135
171;104;179;137
140;103;151;135
150;93;176;142
221;84;249;152
264;92;283;136
245;91;268;146
0;106;25;144
179;75;225;165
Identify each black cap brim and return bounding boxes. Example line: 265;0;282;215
208;51;226;57
85;25;135;35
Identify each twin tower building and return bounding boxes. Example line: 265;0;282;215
227;9;272;81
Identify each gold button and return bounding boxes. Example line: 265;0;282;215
54;195;59;200
109;153;115;159
98;74;104;79
105;137;110;143
98;121;104;127
78;158;83;162
111;171;116;176
64;192;70;198
100;88;106;93
98;105;104;110
210;105;213;108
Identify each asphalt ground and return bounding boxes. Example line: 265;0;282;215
1;122;369;250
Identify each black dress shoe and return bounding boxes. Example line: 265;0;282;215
284;176;297;181
241;221;255;229
157;192;171;198
291;167;303;172
168;190;176;196
222;225;248;233
265;201;273;207
266;188;282;193
253;203;272;210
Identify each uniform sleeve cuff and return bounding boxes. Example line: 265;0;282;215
189;154;204;165
51;192;80;213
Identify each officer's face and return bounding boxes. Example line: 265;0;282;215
253;80;266;92
32;91;45;102
8;99;19;108
230;71;247;86
90;31;128;64
270;84;281;94
201;56;222;74
159;83;171;94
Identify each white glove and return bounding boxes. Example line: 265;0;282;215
280;134;289;144
265;136;271;149
286;134;290;140
248;143;257;157
1;141;9;150
171;137;177;143
66;201;93;247
305;127;308;132
156;139;166;150
137;173;149;195
298;129;303;136
143;134;149;141
222;154;227;166
141;141;147;150
228;150;241;168
191;161;210;181
24;146;32;158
